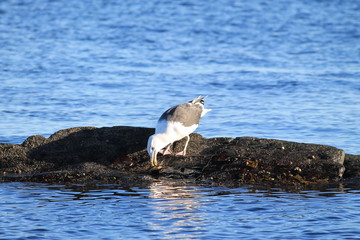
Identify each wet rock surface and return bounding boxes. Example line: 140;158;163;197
1;126;359;188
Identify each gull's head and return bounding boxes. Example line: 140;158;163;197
147;134;169;167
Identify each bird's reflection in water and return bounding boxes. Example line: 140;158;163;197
148;180;205;238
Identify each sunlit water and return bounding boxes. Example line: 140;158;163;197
0;0;359;153
1;0;360;239
1;181;360;240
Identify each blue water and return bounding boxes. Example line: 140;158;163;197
1;0;359;154
1;181;360;240
1;0;360;239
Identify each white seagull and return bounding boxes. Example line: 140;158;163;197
147;96;211;167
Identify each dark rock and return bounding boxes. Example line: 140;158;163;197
1;126;153;181
0;126;358;188
343;154;360;178
150;136;346;186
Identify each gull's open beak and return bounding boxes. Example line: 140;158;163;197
151;150;158;167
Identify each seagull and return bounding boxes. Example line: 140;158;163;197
147;96;211;167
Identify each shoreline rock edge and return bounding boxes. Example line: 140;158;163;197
1;126;359;187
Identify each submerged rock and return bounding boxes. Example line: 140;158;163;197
0;126;358;187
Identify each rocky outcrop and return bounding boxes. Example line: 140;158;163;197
0;126;358;188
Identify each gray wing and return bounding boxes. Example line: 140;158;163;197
159;103;202;127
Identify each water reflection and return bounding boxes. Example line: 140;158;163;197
148;181;205;239
2;181;360;239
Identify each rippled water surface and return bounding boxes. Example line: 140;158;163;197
1;181;360;240
1;0;360;239
0;0;359;153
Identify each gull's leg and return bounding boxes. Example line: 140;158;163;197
159;143;173;155
175;135;190;156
